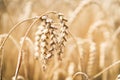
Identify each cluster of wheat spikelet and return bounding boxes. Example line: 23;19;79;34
34;13;68;69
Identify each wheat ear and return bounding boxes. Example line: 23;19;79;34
34;12;69;70
69;0;106;25
87;40;96;77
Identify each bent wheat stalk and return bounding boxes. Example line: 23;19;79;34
0;34;20;50
0;11;57;51
0;34;20;80
68;31;82;71
73;71;89;80
112;26;120;40
14;19;39;80
0;17;37;51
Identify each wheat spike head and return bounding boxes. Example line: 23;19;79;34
34;13;69;70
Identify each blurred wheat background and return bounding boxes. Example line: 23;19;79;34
0;0;120;80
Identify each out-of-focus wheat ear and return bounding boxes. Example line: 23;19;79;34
87;20;109;38
99;42;106;69
111;27;120;62
116;74;120;80
65;62;75;80
87;40;96;77
69;0;106;25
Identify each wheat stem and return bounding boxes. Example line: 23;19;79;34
0;34;20;80
14;19;39;80
112;26;120;40
0;17;37;51
92;60;120;79
0;44;4;80
0;34;20;50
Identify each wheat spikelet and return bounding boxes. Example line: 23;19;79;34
57;13;68;60
34;21;47;60
34;16;53;69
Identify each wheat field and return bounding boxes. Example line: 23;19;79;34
0;0;120;80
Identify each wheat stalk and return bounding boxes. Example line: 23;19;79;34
0;34;20;80
0;36;4;80
112;26;120;40
14;19;39;80
0;17;37;51
92;60;120;79
0;34;20;50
